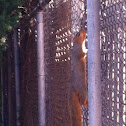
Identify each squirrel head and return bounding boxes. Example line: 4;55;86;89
73;29;86;44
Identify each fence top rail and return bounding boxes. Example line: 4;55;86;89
13;0;51;30
29;0;51;19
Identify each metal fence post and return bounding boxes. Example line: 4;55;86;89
37;11;46;126
1;61;4;126
14;29;20;126
87;0;102;126
7;38;12;126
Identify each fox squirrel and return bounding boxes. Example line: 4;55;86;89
69;29;88;126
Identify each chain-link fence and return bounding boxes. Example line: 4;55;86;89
1;0;126;126
2;32;17;126
1;19;38;126
100;0;126;125
43;1;71;125
18;18;39;126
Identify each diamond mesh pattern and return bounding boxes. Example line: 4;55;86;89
43;1;71;125
71;0;88;125
2;32;16;126
2;0;126;126
100;0;126;125
19;18;39;126
44;0;88;125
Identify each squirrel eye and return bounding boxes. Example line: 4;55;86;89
76;32;80;37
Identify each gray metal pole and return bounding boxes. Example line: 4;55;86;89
87;0;102;126
8;40;11;126
37;11;46;126
1;63;4;126
14;29;20;126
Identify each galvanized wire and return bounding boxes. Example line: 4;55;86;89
71;0;88;125
44;0;71;125
2;32;17;126
2;0;89;126
2;0;126;126
18;18;39;126
100;0;126;125
43;0;88;126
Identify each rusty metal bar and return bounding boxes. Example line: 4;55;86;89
36;11;46;126
87;0;102;125
14;29;20;126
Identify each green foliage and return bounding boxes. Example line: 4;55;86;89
0;0;28;123
0;0;23;39
0;0;24;62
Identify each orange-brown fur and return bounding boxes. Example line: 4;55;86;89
69;29;88;126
